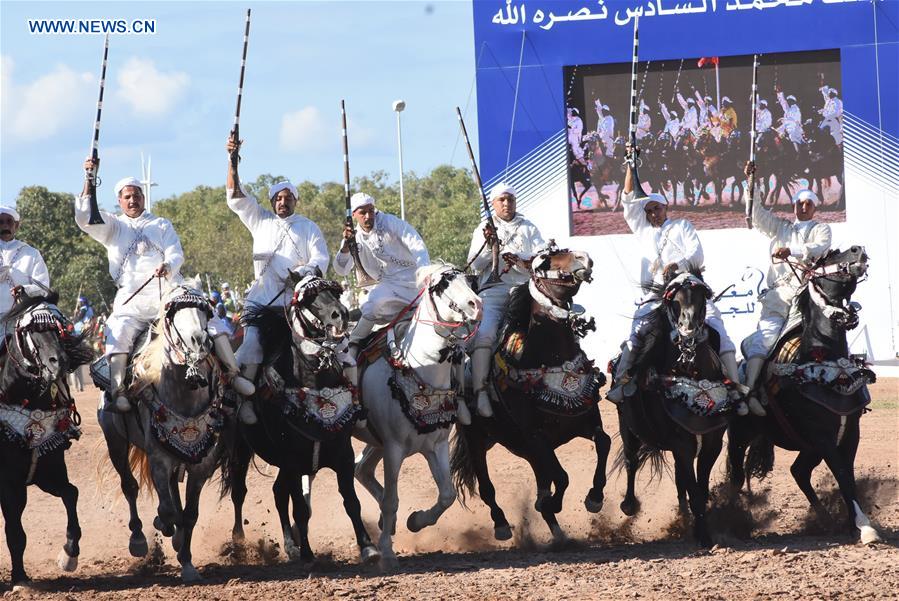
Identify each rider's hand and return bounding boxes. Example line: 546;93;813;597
155;263;169;278
83;156;99;173
772;247;791;260
663;263;680;281
226;137;241;155
744;161;756;178
483;223;497;246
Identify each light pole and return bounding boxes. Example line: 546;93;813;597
393;99;406;220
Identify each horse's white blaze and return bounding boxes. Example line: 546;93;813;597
836;415;847;446
695;434;703;458
853;501;882;544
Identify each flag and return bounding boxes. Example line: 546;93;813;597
697;57;719;68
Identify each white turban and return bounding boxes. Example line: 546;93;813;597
489;183;516;201
722;96;732;104
759;99;769;107
350;192;375;212
786;94;797;102
792;189;820;206
0;205;20;221
114;177;142;197
268;180;298;200
639;192;668;209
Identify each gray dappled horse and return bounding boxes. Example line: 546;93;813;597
98;282;225;582
0;293;93;586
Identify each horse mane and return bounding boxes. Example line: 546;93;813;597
4;291;61;323
416;262;454;289
242;304;290;363
641;262;705;297
498;283;532;341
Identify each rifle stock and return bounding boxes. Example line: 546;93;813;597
455;107;501;285
340;100;377;288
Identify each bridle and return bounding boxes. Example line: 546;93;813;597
5;303;70;390
161;287;213;382
415;267;479;346
288;276;347;374
803;251;868;331
662;274;713;372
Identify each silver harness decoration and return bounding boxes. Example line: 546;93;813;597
0;404;80;456
139;384;223;464
282;385;360;434
772;357;875;396
651;372;734;417
387;364;459;434
499;351;601;416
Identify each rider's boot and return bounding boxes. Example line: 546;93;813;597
237;363;259;425
606;345;635;403
742;356;768;417
107;353;132;413
471;347;494;418
341;350;367;429
720;351;750;416
213;335;256;396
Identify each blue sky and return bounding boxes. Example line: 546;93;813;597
1;0;478;210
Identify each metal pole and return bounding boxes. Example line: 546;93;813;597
393;100;406;221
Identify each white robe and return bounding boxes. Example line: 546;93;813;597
777;92;804;143
334;210;429;321
756;108;773;133
227;186;329;307
599;115;616;156
0;240;50;338
467;213;545;349
568;116;585;161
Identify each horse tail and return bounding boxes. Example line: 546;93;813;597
450;428;477;509
127;446;153;495
612;439;670;484
745;434;775;482
217;425;250;501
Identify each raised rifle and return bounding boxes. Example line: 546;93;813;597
746;54;759;229
84;35;109;225
340;100;377;288
229;9;251;169
455;107;501;285
625;15;644;193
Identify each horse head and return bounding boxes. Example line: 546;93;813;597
417;263;482;345
290;272;349;340
4;295;74;386
802;246;868;331
661;271;712;340
529;242;593;310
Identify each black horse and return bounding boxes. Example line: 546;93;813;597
755;129;801;206
803;121;845;209
613;271;741;547
451;246;610;541
728;246;881;544
0;292;93;586
221;275;380;564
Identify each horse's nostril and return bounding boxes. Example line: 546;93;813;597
332;311;339;319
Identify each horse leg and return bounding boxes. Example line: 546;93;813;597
468;433;513;540
378;443;405;569
674;455;690;517
726;423;750;494
1;479;29;585
696;433;723;531
585;424;611;513
828;417;881;544
33;454;81;572
149;458;178;538
272;470;303;561
617;407;641;516
228;440;252;543
335;444;380;564
102;427;147;556
673;444;712;548
287;475;314;563
790;451;827;517
407;441;455;533
173;470;205;583
354;444;384;506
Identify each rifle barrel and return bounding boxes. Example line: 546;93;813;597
234;8;251;132
628;16;640;146
455;107;495;227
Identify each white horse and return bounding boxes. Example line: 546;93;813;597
99;280;224;582
353;263;482;567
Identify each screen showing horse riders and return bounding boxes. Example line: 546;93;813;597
565;48;845;236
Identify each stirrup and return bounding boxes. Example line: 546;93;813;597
747;396;767;417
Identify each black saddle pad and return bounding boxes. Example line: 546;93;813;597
797;381;871;416
661;396;728;435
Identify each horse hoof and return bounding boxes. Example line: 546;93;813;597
550;524;568;544
231;529;246;544
284;541;303;561
57;549;78;572
494;525;513;541
379;554;399;572
129;534;149;557
181;564;202;583
360;545;381;565
406;511;426;533
153;516;174;537
584;495;603;514
860;526;882;545
620;498;640;517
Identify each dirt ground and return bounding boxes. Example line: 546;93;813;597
2;378;897;600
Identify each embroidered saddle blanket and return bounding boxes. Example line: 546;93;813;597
0;404;80;456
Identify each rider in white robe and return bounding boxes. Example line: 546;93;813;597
660;103;681;141
741;162;832;413
0;206;51;339
756;99;773;134
567;108;585;161
607;151;750;413
77;161;252;414
466;183;545;424
818;86;843;145
677;92;700;136
335;193;429;355
776;91;804;147
636;101;652;141
225;138;329;423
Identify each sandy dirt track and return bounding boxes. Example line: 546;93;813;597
2;378;897;600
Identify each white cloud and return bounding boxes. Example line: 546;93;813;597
279;105;374;154
1;55;94;142
115;57;188;117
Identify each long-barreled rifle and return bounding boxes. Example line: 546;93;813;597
625;15;644;194
229;9;251;169
455;107;501;284
84;35;109;225
746;54;759;229
341;100;377;288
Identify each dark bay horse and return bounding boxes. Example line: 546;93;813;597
755;130;800;206
0;292;93;586
220;274;379;564
728;246;881;544
451;246;609;541
803;121;845;209
613;271;741;547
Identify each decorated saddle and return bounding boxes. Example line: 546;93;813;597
137;383;224;464
0;402;81;457
494;350;603;417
